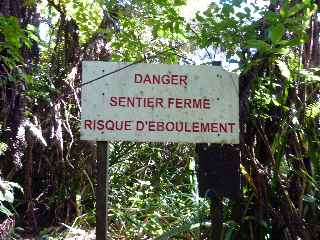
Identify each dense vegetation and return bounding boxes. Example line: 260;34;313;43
0;0;319;239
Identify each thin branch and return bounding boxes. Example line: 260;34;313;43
80;42;187;87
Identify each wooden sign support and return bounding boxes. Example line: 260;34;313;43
196;143;240;240
96;141;109;240
211;196;223;240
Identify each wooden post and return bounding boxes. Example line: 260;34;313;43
96;141;109;240
196;142;240;239
211;196;223;240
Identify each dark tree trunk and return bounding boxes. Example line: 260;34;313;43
0;0;40;236
0;0;40;171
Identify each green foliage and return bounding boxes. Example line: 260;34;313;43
305;102;320;119
64;0;103;43
155;213;209;240
107;142;203;238
0;16;39;70
276;60;291;80
268;23;285;44
0;180;23;217
246;40;271;53
0;17;26;69
191;1;261;62
0;142;7;156
190;1;320;239
25;67;56;103
192;0;317;63
299;68;320;82
110;0;186;62
2;0;319;239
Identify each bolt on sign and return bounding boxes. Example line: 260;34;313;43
80;61;239;143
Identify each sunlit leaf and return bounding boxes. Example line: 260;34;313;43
268;23;285;44
276;60;290;79
246;39;271;52
288;3;304;17
0;204;13;217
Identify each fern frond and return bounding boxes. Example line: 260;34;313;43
305;101;320;119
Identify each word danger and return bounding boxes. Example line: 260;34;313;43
109;96;211;109
84;119;235;133
134;73;188;86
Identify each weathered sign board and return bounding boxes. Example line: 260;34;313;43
81;61;240;240
80;61;239;143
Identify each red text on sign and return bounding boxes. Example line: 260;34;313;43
84;119;132;131
167;98;210;109
136;121;235;133
134;73;188;86
84;119;236;133
110;96;164;108
108;96;211;109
